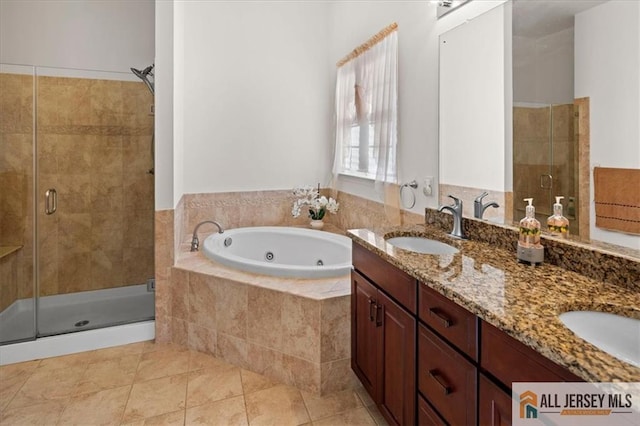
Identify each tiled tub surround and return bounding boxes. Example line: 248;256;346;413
347;223;640;383
167;241;356;395
151;189;441;395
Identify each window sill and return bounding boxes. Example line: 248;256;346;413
338;171;376;181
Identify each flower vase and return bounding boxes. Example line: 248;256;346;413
310;219;324;229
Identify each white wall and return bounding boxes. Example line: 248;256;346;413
155;0;175;210
177;1;332;195
328;0;507;214
576;0;640;249
513;28;574;105
439;4;508;193
0;0;154;74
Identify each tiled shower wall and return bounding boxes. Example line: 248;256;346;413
37;76;155;296
0;73;35;309
0;72;155;303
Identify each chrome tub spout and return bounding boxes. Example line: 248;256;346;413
191;221;224;252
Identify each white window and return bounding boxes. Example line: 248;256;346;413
333;26;398;184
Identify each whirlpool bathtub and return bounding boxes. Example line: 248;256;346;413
202;226;352;279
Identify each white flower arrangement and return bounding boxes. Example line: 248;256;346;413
291;186;339;220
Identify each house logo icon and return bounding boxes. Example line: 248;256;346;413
520;390;538;419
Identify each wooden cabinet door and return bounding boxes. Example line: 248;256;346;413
479;374;512;426
351;271;380;401
377;290;416;426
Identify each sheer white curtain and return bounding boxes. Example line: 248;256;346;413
332;24;400;223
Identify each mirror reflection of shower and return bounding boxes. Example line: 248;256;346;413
131;64;155;174
131;63;154;95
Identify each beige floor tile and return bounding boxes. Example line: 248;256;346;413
188;350;235;372
0;361;40;411
36;351;93;371
239;369;279;395
312;406;376;426
244;384;309;426
301;388;362;421
121;409;185;426
0;360;41;380
58;385;130;425
185;395;248;425
135;347;190;382
354;386;375;407
0;399;67;425
8;364;86;409
88;342;147;363
122;373;188;423
186;367;243;408
75;354;140;395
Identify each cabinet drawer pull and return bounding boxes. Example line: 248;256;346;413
375;303;382;327
429;308;452;328
368;298;375;322
428;370;451;395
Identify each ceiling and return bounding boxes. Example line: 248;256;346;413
512;0;609;38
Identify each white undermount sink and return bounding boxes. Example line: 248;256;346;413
385;237;459;255
559;310;640;367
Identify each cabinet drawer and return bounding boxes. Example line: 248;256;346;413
353;242;417;314
418;324;477;426
481;320;582;387
418;393;447;426
419;284;478;359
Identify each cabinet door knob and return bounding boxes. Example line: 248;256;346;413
429;307;452;328
368;298;376;322
428;369;451;395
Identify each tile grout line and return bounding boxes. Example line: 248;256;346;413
0;359;41;413
118;350;143;425
55;357;91;426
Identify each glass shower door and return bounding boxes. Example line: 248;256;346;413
35;66;155;337
0;64;37;345
513;103;579;235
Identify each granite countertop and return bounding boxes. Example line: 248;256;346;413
347;224;640;383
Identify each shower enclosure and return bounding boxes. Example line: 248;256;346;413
0;64;155;345
512;103;580;235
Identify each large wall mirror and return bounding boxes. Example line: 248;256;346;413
439;0;640;252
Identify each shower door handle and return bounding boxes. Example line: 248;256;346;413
540;174;553;189
45;188;57;215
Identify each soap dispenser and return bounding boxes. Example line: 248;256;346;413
547;196;569;238
517;198;544;265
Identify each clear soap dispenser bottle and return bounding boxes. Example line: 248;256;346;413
517;198;544;265
547;196;569;238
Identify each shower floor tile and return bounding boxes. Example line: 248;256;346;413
0;341;387;425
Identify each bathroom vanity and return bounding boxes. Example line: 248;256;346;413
348;225;640;426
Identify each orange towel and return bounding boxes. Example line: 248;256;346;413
593;167;640;235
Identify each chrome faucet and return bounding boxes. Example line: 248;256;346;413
438;195;467;239
473;191;499;220
190;220;224;252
